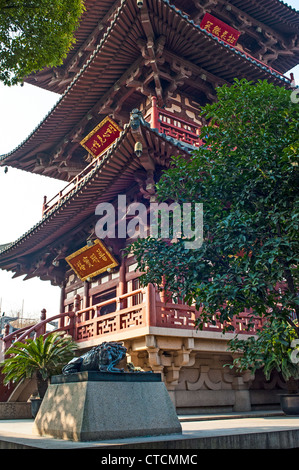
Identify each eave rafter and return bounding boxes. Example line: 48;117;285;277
27;0;124;92
192;0;299;69
3;0;294;182
46;57;145;178
46;46;220;180
11;238;82;285
138;7;166;104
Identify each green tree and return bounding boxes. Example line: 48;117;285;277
1;332;77;398
229;319;299;392
129;79;299;367
0;0;85;85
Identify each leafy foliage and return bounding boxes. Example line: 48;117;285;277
129;79;299;342
228;319;299;385
0;0;85;85
1;332;77;397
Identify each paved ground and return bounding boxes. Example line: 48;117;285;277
0;410;299;449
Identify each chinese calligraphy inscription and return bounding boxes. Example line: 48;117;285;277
80;116;122;159
65;239;118;281
200;13;241;46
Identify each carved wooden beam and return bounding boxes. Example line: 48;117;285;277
193;0;219;20
137;37;165;105
42;2;121;90
164;49;228;89
192;0;298;68
49;57;144;164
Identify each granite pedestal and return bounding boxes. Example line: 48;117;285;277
32;371;182;441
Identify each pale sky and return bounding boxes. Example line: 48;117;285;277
0;84;63;318
0;3;298;319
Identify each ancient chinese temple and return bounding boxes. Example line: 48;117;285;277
0;0;298;412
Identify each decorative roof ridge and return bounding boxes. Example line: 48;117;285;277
245;0;299;17
0;243;11;252
0;91;61;163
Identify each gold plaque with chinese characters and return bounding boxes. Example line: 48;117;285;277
65;239;118;281
200;13;241;46
80;116;122;159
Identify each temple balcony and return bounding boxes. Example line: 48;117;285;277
42;106;202;217
1;284;262;355
144;106;204;149
0;286;279;413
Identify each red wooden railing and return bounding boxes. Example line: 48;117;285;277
42;147;111;216
145;105;203;148
73;288;148;342
0;285;262;357
157;108;203;147
1;310;76;352
42;103;204;216
155;302;263;333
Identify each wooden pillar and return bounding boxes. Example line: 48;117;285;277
118;257;126;309
60;283;66;314
74;294;81;313
42;195;47;216
4;323;10;337
83;280;89;309
68;311;76;341
39;308;46;336
146;283;157;327
3;323;11;351
119;257;126;296
59;283;66;329
160;275;166;304
151;96;159;129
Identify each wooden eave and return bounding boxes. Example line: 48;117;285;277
0;121;190;273
0;0;292;181
24;0;122;94
229;0;299;35
25;0;299;93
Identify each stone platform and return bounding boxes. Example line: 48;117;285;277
32;371;182;441
1;412;299;449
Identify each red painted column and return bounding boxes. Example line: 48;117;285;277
83;280;89;310
151;96;159;130
36;308;46;337
118;257;126;309
146;283;157;327
4;323;11;351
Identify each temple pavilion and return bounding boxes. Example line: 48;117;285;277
0;0;298;413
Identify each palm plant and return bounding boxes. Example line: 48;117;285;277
1;332;77;398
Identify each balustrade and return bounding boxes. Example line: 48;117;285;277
154;302;264;333
74;288;147;342
157;109;203;147
145;106;203;148
42;149;108;216
42;105;204;216
2;286;262;354
2;309;76;352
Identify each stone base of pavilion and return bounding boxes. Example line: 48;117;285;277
32;371;182;442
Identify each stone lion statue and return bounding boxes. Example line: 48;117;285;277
62;341;127;375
